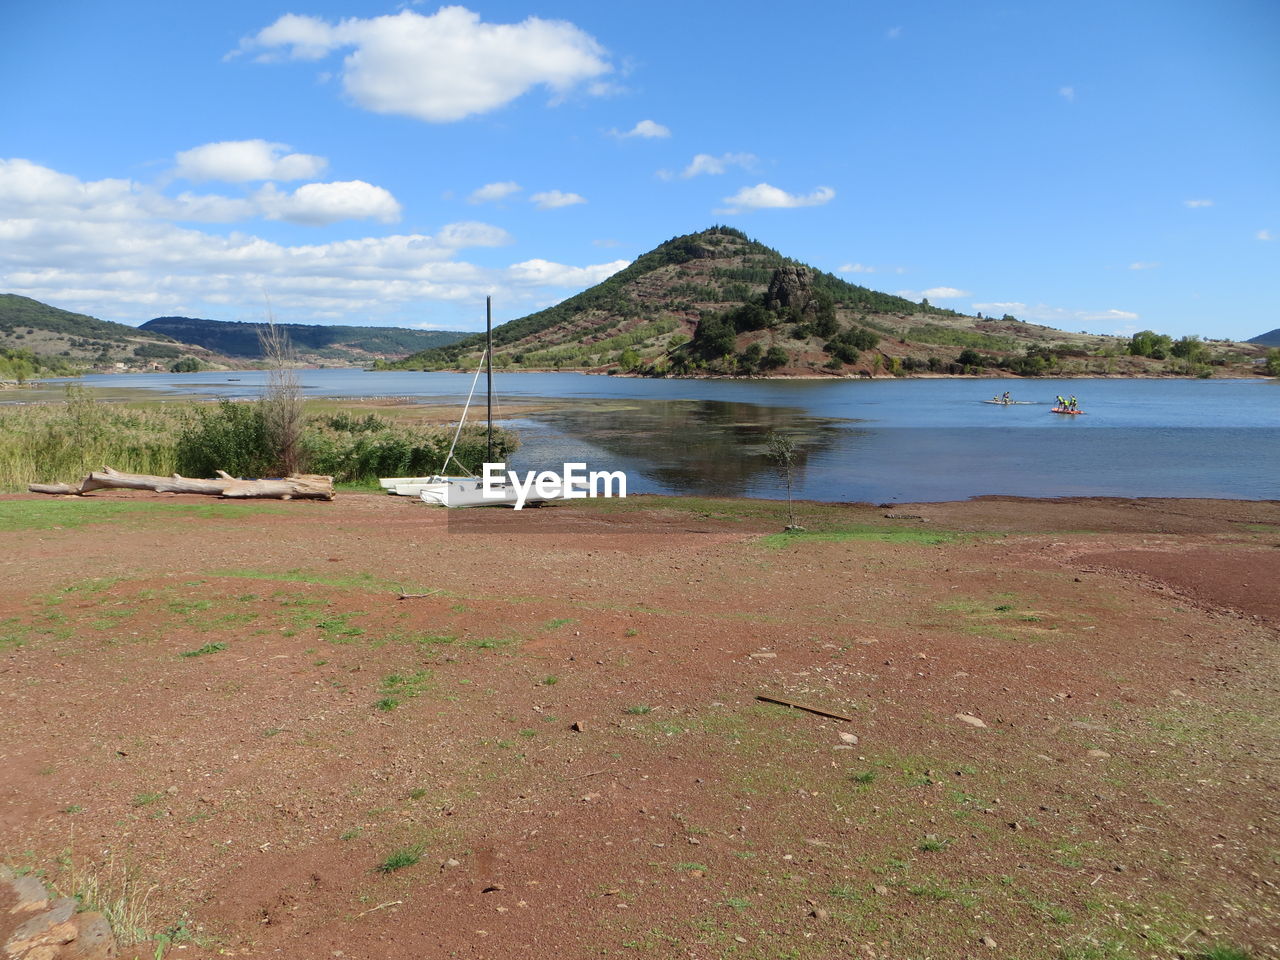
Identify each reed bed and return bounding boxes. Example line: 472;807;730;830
0;389;516;492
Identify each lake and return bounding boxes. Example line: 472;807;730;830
28;370;1280;502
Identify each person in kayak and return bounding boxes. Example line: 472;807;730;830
1056;395;1065;407
1002;391;1011;402
1068;395;1078;410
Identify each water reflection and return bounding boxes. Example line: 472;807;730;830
514;399;854;498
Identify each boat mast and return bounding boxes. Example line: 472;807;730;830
485;295;493;463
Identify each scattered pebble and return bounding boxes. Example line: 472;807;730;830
955;713;987;728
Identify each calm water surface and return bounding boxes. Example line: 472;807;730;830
34;370;1280;502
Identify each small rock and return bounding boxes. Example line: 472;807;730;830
687;837;700;845
1008;821;1022;831
809;907;830;921
749;652;777;659
734;936;747;943
981;935;997;948
955;713;987;728
1086;749;1111;759
481;884;504;893
873;884;890;896
839;732;858;744
570;721;584;732
441;858;461;870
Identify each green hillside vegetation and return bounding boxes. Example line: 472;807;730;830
0;293;172;343
384;227;1267;379
141;316;469;360
0;293;218;372
0;347;79;383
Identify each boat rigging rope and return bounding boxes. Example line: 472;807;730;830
440;349;487;478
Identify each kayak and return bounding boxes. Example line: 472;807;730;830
982;400;1037;405
1051;407;1084;415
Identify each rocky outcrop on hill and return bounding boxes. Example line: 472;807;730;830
1;866;116;960
764;265;814;315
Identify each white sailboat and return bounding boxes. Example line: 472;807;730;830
380;297;572;508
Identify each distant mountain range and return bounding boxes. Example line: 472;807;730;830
139;316;468;361
0;293;470;372
1248;328;1280;347
387;227;1268;379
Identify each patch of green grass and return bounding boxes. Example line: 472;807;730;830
675;862;708;873
211;568;413;592
722;896;751;910
851;771;876;785
466;636;517;651
543;617;575;630
0;500;283;532
1195;947;1254;960
918;836;950;852
759;524;971;549
375;845;422;873
403;633;456;648
541;675;559;686
375;669;433;711
131;792;164;808
340;828;362;841
314;612;365;642
625;705;653;715
178;642;226;659
827;884;863;902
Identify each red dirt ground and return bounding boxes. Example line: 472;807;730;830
0;492;1276;960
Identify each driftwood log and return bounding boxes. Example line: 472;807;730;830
29;466;334;500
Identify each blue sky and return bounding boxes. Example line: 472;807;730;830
1;0;1276;338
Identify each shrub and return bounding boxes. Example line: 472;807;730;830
174;400;273;478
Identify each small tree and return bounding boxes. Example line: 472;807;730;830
258;317;305;477
766;431;801;530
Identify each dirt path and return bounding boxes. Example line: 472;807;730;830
1;493;1276;959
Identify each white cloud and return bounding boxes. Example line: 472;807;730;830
840;263;875;274
468;181;522;204
897;286;971;300
174;140;327;182
887;26;902;39
530;190;586;210
668;152;757;179
435;221;512;248
1183;198;1213;208
1128;261;1160;270
0;159;402;227
971;300;1140;328
0;156;629;326
1258;229;1273;241
613;119;670;139
716;182;834;213
236;7;612;123
1059;85;1076;102
507;258;629;287
257;180;402;225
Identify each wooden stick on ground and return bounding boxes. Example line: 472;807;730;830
755;695;853;722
